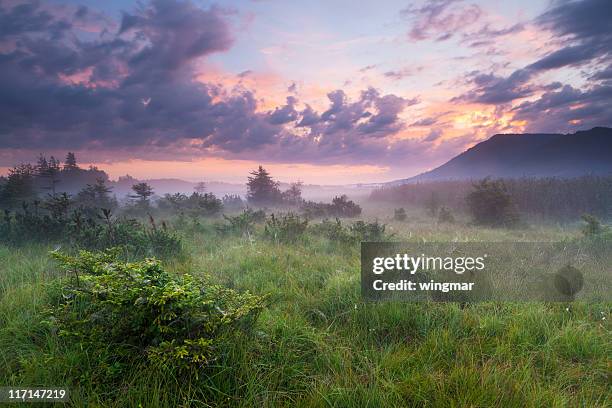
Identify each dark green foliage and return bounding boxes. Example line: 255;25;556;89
37;155;62;196
49;249;266;374
281;182;304;207
371;175;612;222
264;213;308;243
581;214;606;236
329;195;362;217
438;206;455;223
301;200;329;218
393;208;407;221
247;166;282;206
0;164;36;209
348;219;386;241
64;152;78;171
0;203;182;259
311;218;388;243
157;192;222;216
222;194;244;211
301;195;362;219
310;218;352;242
466;178;519;227
216;208;266;236
130;182;154;207
74;178;117;217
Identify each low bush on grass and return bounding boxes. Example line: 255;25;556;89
581;213;607;236
263;213;308;243
48;249;266;376
349;219;387;241
438;206;455;224
311;218;388;243
215;208;266;236
0;206;182;259
466;178;519;228
301;195;362;219
157;192;223;217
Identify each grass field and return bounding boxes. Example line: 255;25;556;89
0;205;610;407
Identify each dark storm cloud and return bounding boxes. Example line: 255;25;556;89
512;84;612;133
296;105;320;127
526;0;611;73
590;65;612;81
118;0;232;81
267;96;298;125
306;88;417;138
452;69;536;105
0;0;262;151
401;0;482;42
0;0;71;38
0;0;417;166
451;0;612;133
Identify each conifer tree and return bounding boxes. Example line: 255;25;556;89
246;166;282;206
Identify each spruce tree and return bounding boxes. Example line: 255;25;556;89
64;152;79;171
247;166;281;206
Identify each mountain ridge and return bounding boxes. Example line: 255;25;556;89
391;127;612;184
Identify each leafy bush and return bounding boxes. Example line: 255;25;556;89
0;205;182;259
466;178;519;227
329;195;362;217
301;200;329;218
311;218;388;243
349;220;387;241
49;249;266;374
393;208;407;221
222;194;244;211
301;195;362;219
263;213;308;243
157;192;222;217
581;213;606;236
216;208;266;236
437;206;455;223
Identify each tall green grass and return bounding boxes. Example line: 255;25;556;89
0;213;610;407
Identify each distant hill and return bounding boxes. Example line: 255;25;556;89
392;127;612;184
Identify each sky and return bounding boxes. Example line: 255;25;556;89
0;0;610;184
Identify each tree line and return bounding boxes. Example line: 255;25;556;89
370;176;612;222
0;154;362;220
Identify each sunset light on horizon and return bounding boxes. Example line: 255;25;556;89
0;0;610;183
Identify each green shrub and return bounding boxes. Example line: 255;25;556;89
349;220;387;241
437;206;455;223
222;194;244;211
310;218;354;243
0;205;183;259
301;195;362;219
311;218;388;243
49;249;266;374
466;178;519;227
329;195;362;218
216;208;265;236
264;213;308;243
157;192;223;217
581;213;606;236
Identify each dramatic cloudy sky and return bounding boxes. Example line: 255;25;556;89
0;0;610;183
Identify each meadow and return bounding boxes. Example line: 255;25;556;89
0;202;610;407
